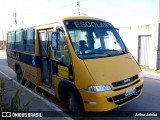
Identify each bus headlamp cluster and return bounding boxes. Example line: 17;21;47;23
139;72;143;78
87;85;111;92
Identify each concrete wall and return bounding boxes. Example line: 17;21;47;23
119;24;159;70
157;24;160;69
157;51;160;69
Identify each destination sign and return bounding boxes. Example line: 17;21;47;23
64;20;113;29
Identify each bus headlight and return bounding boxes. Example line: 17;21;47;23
86;85;111;92
139;72;143;79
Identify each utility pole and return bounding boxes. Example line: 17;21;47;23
1;29;4;50
14;12;17;26
77;1;80;16
157;0;160;69
8;12;17;27
159;0;160;23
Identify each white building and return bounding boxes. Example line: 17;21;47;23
119;24;160;70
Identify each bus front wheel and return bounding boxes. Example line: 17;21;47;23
68;91;84;118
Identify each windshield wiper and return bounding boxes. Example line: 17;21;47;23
113;50;126;54
103;52;113;56
104;49;126;53
99;49;126;56
85;51;102;54
85;50;113;56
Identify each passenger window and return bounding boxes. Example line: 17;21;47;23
7;29;35;54
8;32;12;43
7;32;12;49
11;32;15;43
56;32;70;65
15;30;24;51
48;31;53;58
26;28;35;53
16;31;23;43
9;32;15;49
39;32;47;58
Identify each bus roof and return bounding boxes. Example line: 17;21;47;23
60;16;107;22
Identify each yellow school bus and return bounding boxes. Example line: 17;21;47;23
7;16;143;112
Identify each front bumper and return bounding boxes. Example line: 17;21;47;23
80;78;144;112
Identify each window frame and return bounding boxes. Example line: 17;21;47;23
55;31;71;66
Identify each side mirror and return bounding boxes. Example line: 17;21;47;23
51;32;58;50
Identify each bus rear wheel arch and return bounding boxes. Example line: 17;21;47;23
15;64;26;84
16;68;22;82
15;64;22;81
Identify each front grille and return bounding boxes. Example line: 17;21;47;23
107;84;143;105
112;79;140;91
112;75;139;87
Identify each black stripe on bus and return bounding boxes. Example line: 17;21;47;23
7;50;41;68
7;50;74;81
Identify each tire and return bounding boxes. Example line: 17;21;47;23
68;91;84;119
16;69;22;82
16;69;26;85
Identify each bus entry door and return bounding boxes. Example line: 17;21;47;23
39;30;53;88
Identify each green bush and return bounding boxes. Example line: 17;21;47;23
0;78;5;111
0;78;30;120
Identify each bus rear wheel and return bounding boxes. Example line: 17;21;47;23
16;69;26;85
16;69;22;82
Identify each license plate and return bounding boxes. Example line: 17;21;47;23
125;88;136;97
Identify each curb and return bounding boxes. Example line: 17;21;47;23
0;71;73;120
142;72;160;80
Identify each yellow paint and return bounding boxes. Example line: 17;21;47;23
83;53;140;85
58;65;69;79
7;57;42;85
6;16;144;112
80;78;143;111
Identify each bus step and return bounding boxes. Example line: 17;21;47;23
39;85;55;96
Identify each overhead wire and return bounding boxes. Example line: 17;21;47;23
22;0;52;12
16;0;89;25
22;0;88;14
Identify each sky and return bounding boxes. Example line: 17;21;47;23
0;0;159;39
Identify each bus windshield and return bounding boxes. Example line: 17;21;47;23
64;20;126;59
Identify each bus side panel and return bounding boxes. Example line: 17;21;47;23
53;75;62;99
7;56;42;85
